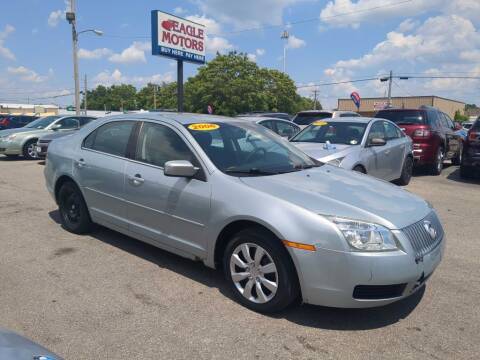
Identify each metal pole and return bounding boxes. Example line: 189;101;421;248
177;60;184;112
283;45;286;73
312;89;318;110
70;0;80;115
84;74;87;115
387;70;393;107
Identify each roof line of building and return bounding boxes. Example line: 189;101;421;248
337;95;465;105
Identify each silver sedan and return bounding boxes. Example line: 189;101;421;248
44;113;443;313
290;117;414;185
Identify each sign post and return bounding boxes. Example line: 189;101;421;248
151;10;206;112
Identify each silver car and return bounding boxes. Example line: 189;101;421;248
44;113;444;313
291;117;414;185
236;116;301;139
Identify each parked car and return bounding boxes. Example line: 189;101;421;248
290;117;413;185
236;116;301;139
45;113;444;313
0;114;38;130
36;117;98;158
0;115;96;159
462;121;474;131
460;118;480;179
0;327;62;359
292;110;360;129
236;112;291;121
375;106;463;175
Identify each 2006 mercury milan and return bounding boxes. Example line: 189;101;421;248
44;113;445;313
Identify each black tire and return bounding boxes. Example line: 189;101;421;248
452;144;463;166
430;147;444;176
460;165;474;179
353;165;366;174
22;139;38;160
223;228;300;313
58;181;93;234
395;156;413;186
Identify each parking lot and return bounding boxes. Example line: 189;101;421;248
0;157;479;359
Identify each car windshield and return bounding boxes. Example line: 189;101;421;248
293;112;332;126
376;110;425;125
186;121;320;176
24;116;60;129
291;121;367;145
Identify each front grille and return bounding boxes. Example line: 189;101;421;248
353;284;407;300
402;212;444;260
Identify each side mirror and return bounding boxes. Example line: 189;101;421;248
369;138;387;146
164;160;199;178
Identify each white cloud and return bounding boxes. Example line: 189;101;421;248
48;9;64;27
173;7;187;15
460;50;480;63
247;48;266;62
7;66;49;83
396;18;419;33
286;35;306;49
186;15;234;54
0;24;15;60
198;0;302;29
92;69;174;87
78;48;113;60
108;42;150;64
256;48;265;56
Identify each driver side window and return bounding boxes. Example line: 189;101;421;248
368;121;386;142
57;117;80;129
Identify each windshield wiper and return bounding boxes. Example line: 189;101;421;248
224;168;279;176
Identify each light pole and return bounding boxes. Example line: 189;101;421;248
281;30;289;73
380;71;409;108
66;1;102;115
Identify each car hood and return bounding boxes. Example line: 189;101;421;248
292;142;356;161
240;165;430;229
39;130;76;141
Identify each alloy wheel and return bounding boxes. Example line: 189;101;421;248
229;243;278;304
27;143;36;158
437;149;444;172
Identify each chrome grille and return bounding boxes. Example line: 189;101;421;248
402;212;444;259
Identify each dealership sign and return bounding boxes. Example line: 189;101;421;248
151;10;206;64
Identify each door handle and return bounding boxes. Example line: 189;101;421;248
76;158;86;168
128;174;145;186
384;150;391;155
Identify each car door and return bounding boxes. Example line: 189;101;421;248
74;120;136;229
123;121;211;258
364;120;390;179
383;121;407;180
442;113;461;159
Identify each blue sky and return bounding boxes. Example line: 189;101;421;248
0;0;479;109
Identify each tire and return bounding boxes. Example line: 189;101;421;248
58;181;93;234
223;228;300;313
430;147;444;176
460;165;474;179
452;144;463;166
395;156;413;186
353;165;366;174
22;139;38;160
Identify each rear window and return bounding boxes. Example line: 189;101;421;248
376;110;425;125
293;112;332;126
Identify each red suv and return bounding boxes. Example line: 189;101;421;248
460;118;480;179
375;106;463;175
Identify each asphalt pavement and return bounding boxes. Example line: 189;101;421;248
0;158;479;359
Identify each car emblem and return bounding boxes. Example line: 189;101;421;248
423;220;437;239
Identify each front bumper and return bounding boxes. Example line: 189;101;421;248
0;138;22;155
290;229;445;308
36;143;49;158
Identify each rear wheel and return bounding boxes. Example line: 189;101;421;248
452;144;463;166
22;139;38;160
395;156;413;186
223;228;299;313
430;147;444;175
58;181;93;234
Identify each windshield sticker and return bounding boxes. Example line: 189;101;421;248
312;120;328;126
188;123;219;131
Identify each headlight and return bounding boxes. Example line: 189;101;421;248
327;157;345;167
6;134;17;141
327;216;397;251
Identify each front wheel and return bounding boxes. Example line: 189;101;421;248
58;181;93;234
394;157;413;186
223;228;299;313
22;139;38;160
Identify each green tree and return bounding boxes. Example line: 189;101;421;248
83;84;137;111
454;110;469;122
136;82;178;110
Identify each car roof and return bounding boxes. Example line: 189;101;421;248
297;110;334;114
312;116;373;124
101;112;239;125
236;116;290;122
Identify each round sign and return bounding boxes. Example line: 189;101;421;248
188;123;219;131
